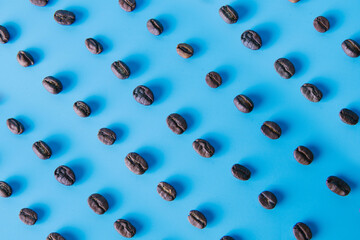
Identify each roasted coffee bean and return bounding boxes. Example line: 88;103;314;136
98;128;116;145
241;30;262;50
147;19;163;36
88;193;109;214
288;0;300;2
339;108;359;125
205;71;222;88
125;152;148;175
219;5;238;24
188;210;207;229
54;165;76;186
293;146;313;165
157;182;177;201
54;10;76;25
193;139;215;158
30;0;48;6
73;101;91;117
17;51;34;67
118;0;136;12
19;208;38;225
114;219;136;238
258;191;277;209
166;113;187;134
231;164;251;181
0;181;12;198
42;76;63;94
46;233;65;240
274;58;295;79
313;16;330;33
233;94;254;113
326;176;351;196
0;25;10;43
111;60;131;79
341;39;360;58
85;38;103;54
6;118;24;135
293;222;312;240
261;121;281;139
176;43;194;58
32;140;52;159
221;237;234;240
133;85;154;106
300;83;323;102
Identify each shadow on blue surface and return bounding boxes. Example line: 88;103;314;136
85;95;106;116
286;52;309;78
311;77;333;102
94;35;113;54
198;202;224;227
6;175;27;196
187;38;207;58
67;6;89;25
100;187;122;213
157;14;177;35
45;134;71;158
134;0;151;12
216;65;237;87
270;188;285;205
147;78;172;105
59;226;86;240
203;132;230;156
304;220;319;238
178;107;202;133
255;22;281;49
27;47;44;66
232;1;258;23
271;119;290;136
305;143;321;160
137;146;164;173
245;92;264;112
46;0;59;7
30;203;50;224
67;158;93;184
336;174;357;190
123;213;151;236
55;71;78;93
167;174;193;199
3;22;21;43
324;9;345;32
108;123;129;144
16;115;34;135
124;54;150;78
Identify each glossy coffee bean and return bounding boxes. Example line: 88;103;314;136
293;146;313;165
241;30;262;50
88;193;109;214
234;94;254;113
6;118;24;134
188;210;207;229
293;222;312;240
313;16;330;33
54;10;76;25
32;140;52;159
326;176;351;196
219;5;238;24
125;152;148;175
147;19;163;36
221;237;234;240
30;0;48;6
157;182;177;201
46;232;65;240
73;101;91;117
231;164;251;181
54;165;76;186
118;0;136;12
300;83;322;102
42;76;63;94
0;25;10;43
111;60;131;79
166;113;187;134
339;108;359;125
193;139;215;158
261;121;281;139
176;43;194;58
258;191;277;209
19;208;38;225
85;38;103;54
98;128;116;145
205;71;222;88
0;181;12;198
341;39;360;58
133;85;154;106
17;51;34;67
274;58;295;79
114;219;136;238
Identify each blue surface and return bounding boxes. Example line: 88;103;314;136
0;0;360;239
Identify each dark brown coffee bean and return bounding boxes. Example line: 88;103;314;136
6;118;24;135
274;58;295;79
98;128;116;145
339;108;359;125
166;113;187;134
19;208;38;225
293;146;313;165
188;210;207;229
205;71;222;88
231;164;251;181
73;101;91;117
261;121;281;139
157;182;177;201
133;85;154;106
46;232;65;240
147;19;163;36
342;39;360;58
114;219;136;238
241;30;262;50
88;193;109;215
118;0;136;12
54;10;76;25
219;5;238;24
125;152;148;175
293;222;312;240
85;38;103;54
326;176;351;196
111;60;131;79
300;83;323;102
30;0;48;6
258;191;277;209
0;25;10;43
54;165;76;186
32;140;52;159
176;43;194;58
192;139;215;158
313;16;330;33
0;181;12;198
42;76;63;94
233;94;254;113
17;51;34;67
221;237;234;240
289;0;300;2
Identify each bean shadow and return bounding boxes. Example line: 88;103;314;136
305;144;321;161
134;0;150;11
59;226;86;240
108;123;129;144
3;22;21;42
100;187;122;213
232;1;258;23
67;6;89;25
286;52;309;78
67;158;93;184
178;107;202;133
215;65;237;87
157;14;177;35
146;78;172;105
16;115;34;135
124;54;150;78
94;35;113;53
270;189;285;205
336;174;357;190
6;175;27;196
304;220;319;237
46;0;60;7
243;92;264;112
166;174;193;199
54;71;77;93
272;119;289;136
254;22;281;49
0;93;6;105
123;213;151;236
137;146;164;173
202;132;230;157
45;134;71;158
29;203;50;224
198;202;223;226
324;10;345;32
85;95;106;116
187;38;207;58
26;47;44;65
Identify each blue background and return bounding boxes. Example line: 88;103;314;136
0;0;359;239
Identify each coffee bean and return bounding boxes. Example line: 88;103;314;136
0;25;10;43
261;121;281;139
54;165;76;186
241;30;262;50
147;19;163;36
114;219;136;238
98;128;116;145
88;193;109;214
73;101;91;117
205;71;222;88
125;152;148;175
300;83;323;102
30;0;48;6
46;232;65;240
176;43;194;58
233;94;254;113
166;113;187;134
32;140;52;159
157;182;177;201
219;5;238;24
339;108;359;125
326;176;351;196
85;38;103;54
188;210;207;229
0;181;12;198
293;222;312;240
231;164;251;181
6;118;24;135
341;39;360;58
54;10;76;25
42;76;63;94
19;208;38;225
111;60;131;79
274;58;295;79
288;0;300;2
313;16;330;33
258;191;277;209
17;51;34;67
133;85;154;106
193;139;215;158
221;237;234;240
293;146;313;165
118;0;136;12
